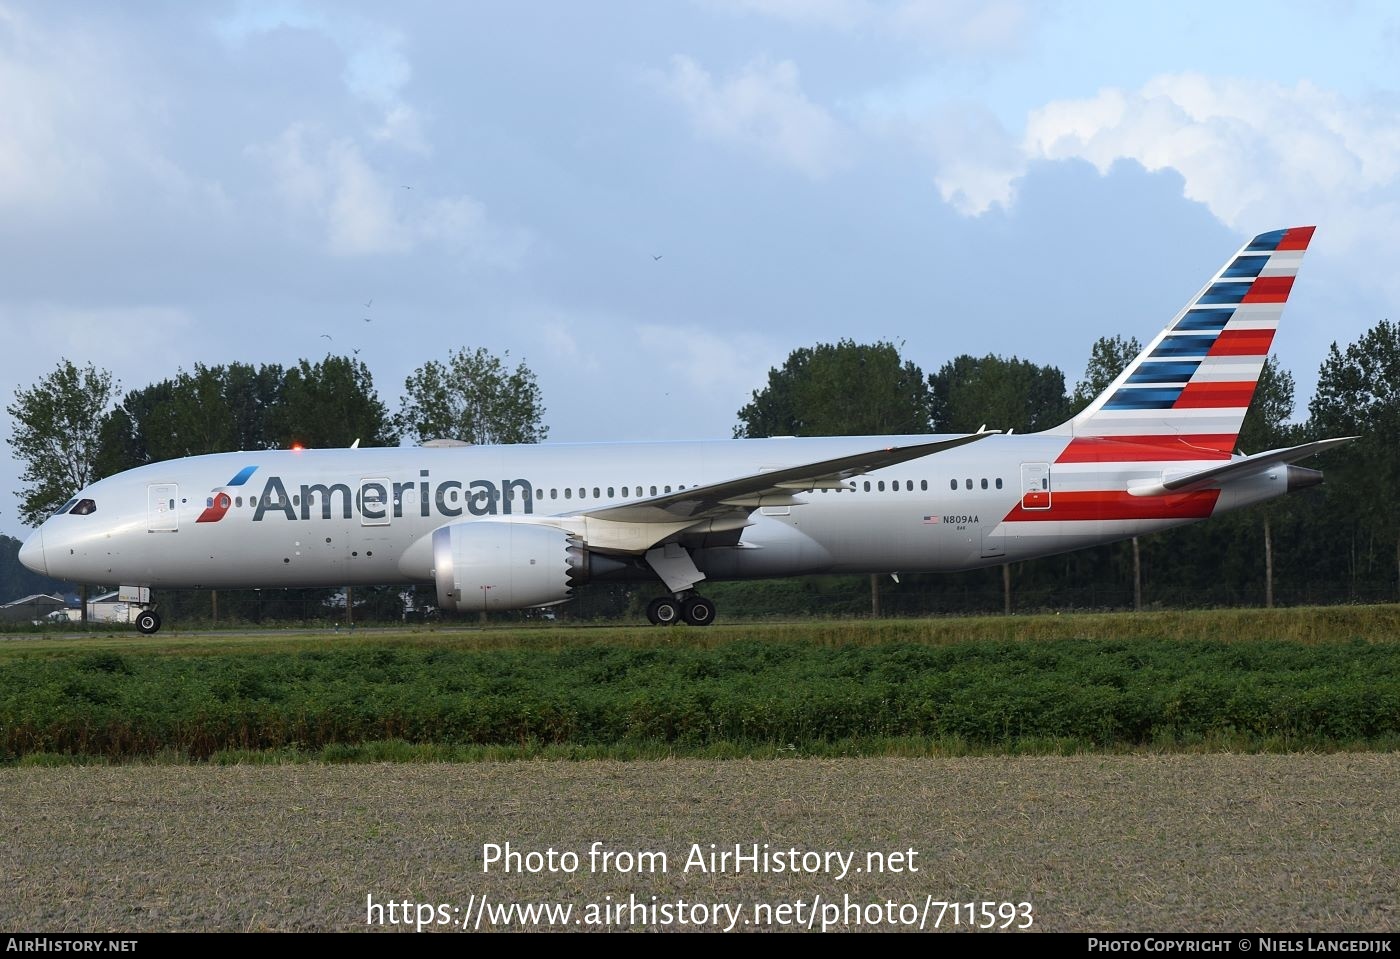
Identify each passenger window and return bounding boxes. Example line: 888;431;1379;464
593;487;600;498
864;481;871;492
235;496;243;507
949;480;956;491
965;479;972;490
878;481;885;492
981;478;988;489
550;489;558;499
650;486;657;496
664;485;672;493
565;489;572;499
921;480;928;491
171;499;178;510
608;487;615;497
996;478;1003;489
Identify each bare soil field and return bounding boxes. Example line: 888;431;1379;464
2;754;1395;932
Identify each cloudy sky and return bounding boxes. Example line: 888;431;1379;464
3;0;1398;538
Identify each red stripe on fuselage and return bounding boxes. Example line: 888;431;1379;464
1242;276;1294;303
1003;489;1220;523
1277;226;1315;251
1173;381;1257;409
1055;435;1234;463
1208;328;1275;356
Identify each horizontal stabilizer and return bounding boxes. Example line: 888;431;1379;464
1127;436;1356;497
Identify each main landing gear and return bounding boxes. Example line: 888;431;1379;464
135;608;162;635
646;593;716;627
643;544;716;626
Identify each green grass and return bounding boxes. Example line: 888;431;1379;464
2;606;1398;762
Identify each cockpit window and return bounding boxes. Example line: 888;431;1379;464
70;499;97;516
52;498;78;518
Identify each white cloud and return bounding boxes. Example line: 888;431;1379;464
870;101;1023;214
0;303;193;397
634;322;781;396
247;125;528;264
705;0;1036;54
371;104;429;155
887;0;1032;54
703;0;866;30
215;4;425;153
0;7;227;222
904;73;1400;253
657;55;848;179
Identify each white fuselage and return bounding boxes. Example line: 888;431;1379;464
21;433;1290;591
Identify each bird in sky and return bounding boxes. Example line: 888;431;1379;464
320;334;332;340
364;298;373;308
653;254;663;261
364;317;372;323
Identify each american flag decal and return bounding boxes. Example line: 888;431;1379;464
923;515;940;524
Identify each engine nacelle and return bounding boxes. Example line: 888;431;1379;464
432;522;575;612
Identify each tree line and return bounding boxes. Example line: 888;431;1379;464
6;320;1400;621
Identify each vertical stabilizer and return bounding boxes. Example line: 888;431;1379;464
1051;226;1314;457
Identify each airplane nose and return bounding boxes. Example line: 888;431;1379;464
18;529;46;575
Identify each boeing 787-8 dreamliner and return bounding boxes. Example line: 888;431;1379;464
20;227;1351;631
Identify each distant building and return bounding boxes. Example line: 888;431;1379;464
0;593;72;623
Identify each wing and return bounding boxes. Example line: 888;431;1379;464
579;431;998;525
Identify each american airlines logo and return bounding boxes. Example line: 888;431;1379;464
203;471;539;523
196;466;259;523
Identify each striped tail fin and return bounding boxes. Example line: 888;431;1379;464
1053;226;1314;456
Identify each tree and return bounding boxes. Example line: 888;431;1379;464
96;362;286;475
1070;335;1144;412
929;354;1071;434
1235;356;1298;608
1238;356;1297;454
7;360;118;527
735;339;933;438
399;347;547;446
1308;319;1400;598
270;355;398;448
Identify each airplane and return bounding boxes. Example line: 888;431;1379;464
19;226;1354;633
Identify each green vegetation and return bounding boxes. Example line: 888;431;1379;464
2;608;1397;763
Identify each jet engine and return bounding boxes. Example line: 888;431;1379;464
432;521;578;612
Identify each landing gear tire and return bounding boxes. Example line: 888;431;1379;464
682;595;716;627
646;596;682;626
135;610;162;635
